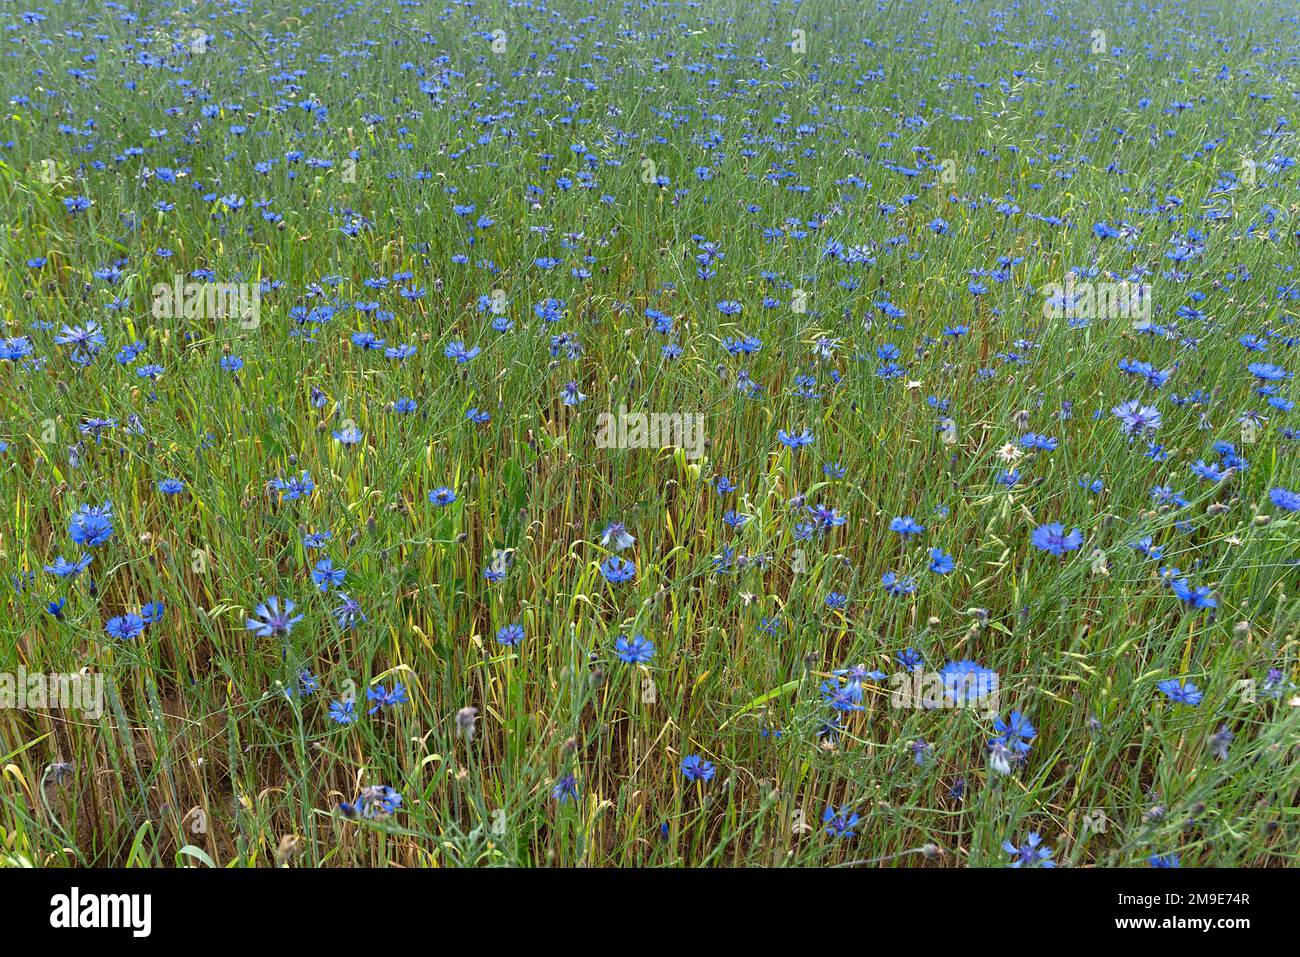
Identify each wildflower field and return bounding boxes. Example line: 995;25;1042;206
1;0;1298;870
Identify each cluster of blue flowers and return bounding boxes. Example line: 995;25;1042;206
5;0;1298;868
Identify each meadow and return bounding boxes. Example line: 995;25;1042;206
0;0;1298;868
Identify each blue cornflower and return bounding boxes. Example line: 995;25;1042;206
889;515;925;537
69;503;114;548
328;699;358;724
1268;486;1300;511
366;683;409;713
44;553;93;579
552;773;579;803
1003;832;1055;868
345;784;402;819
600;556;636;583
600;521;635;551
991;711;1037;755
881;571;918;596
822;805;861;838
836;664;886;685
496;623;525;647
332;592;366;630
821;679;866;713
1030;522;1083;556
244;597;303;637
928;548;955;574
680;754;716;783
1112;399;1162;436
1170;578;1216;608
560;381;587;405
332;423;363;446
309;557;345;592
777;428;815;449
615;634;655;664
896;647;924;670
1190;459;1228;482
1019;433;1058;452
311;558;346;592
105;613;146;640
444;341;480;363
1247;361;1289;382
1158;678;1203;706
940;660;999;706
270;471;315;501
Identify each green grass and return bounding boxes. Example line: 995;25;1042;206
0;0;1297;868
